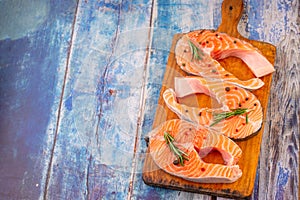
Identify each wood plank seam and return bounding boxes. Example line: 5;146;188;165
127;0;157;199
86;154;92;200
91;2;124;199
95;1;123;159
43;0;81;199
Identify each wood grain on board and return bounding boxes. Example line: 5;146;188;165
143;0;276;198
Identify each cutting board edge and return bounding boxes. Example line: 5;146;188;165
142;167;254;199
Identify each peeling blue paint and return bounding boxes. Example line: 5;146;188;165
65;95;73;111
277;0;292;12
247;0;264;40
277;0;292;31
97;1;121;11
275;164;290;200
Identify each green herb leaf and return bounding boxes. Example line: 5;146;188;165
188;40;204;61
210;108;250;127
164;132;189;166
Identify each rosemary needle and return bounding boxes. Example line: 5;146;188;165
188;40;204;61
210;108;250;127
164;132;189;166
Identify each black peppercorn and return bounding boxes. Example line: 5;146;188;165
144;137;149;146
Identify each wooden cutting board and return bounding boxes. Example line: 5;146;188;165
142;0;276;198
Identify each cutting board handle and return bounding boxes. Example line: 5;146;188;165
217;0;244;38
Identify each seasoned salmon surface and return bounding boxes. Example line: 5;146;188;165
148;119;242;183
187;30;275;77
175;30;274;89
162;77;263;139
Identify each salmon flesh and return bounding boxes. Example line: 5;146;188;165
163;77;263;139
148;119;242;183
175;30;275;89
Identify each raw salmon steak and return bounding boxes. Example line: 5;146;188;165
187;30;275;77
163;77;263;139
175;30;275;89
148;119;242;183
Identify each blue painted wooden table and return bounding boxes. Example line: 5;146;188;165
0;0;298;199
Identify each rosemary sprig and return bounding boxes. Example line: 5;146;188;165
188;40;204;61
210;108;250;127
164;132;189;166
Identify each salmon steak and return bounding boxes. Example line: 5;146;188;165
163;77;263;139
175;30;275;89
148;119;242;183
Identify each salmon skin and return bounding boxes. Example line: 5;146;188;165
175;30;275;89
148;119;242;183
163;77;263;139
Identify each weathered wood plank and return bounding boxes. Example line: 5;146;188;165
252;0;299;199
44;0;154;199
0;1;78;199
